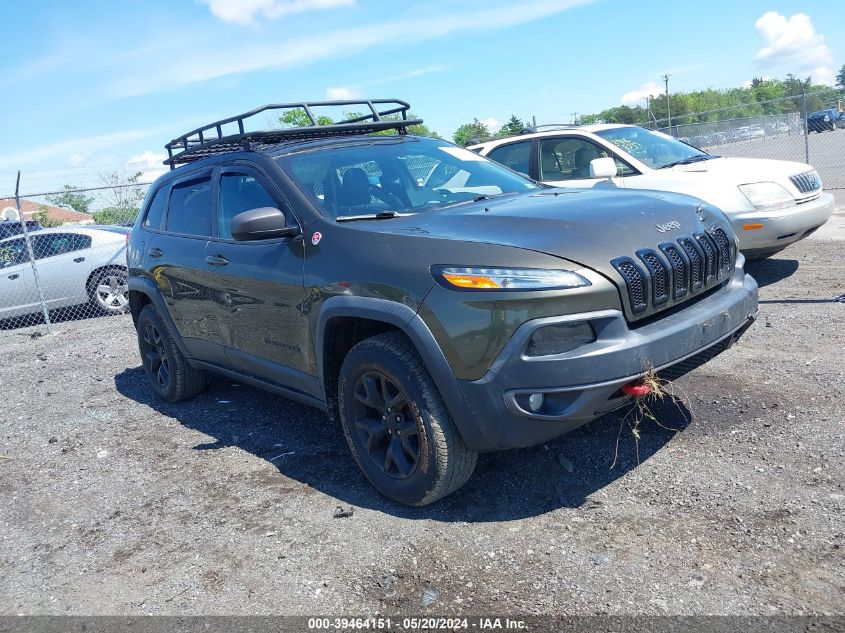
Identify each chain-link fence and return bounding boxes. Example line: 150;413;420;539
0;178;148;335
647;88;845;189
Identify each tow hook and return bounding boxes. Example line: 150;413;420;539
621;382;653;397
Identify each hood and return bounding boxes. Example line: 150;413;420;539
360;189;725;268
355;188;736;321
656;156;821;204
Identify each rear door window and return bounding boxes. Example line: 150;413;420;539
32;233;91;259
166;174;212;236
487;141;532;177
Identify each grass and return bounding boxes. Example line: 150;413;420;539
611;365;693;469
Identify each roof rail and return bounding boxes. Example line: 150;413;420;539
163;99;421;169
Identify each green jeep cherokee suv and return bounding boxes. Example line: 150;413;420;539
128;100;758;505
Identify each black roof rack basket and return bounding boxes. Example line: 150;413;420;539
164;99;421;168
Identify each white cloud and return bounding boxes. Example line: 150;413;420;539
127;150;168;183
108;0;595;98
754;12;834;85
325;86;360;100
67;152;91;167
480;117;499;131
203;0;356;25
620;81;664;106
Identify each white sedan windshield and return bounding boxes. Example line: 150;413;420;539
595;127;712;169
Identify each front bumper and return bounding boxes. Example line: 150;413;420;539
457;263;758;450
732;192;834;255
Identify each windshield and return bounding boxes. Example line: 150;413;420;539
276;137;539;220
594;126;711;169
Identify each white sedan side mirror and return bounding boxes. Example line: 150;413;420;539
589;157;617;179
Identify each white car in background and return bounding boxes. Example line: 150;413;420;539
0;226;130;323
470;125;835;258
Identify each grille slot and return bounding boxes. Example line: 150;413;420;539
790;170;821;194
709;227;732;273
611;258;648;314
678;237;704;290
694;232;718;283
637;250;670;305
659;243;688;299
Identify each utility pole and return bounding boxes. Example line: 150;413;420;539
570;112;579;125
645;96;651;127
662;73;671;135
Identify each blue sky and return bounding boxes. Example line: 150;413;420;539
0;0;842;200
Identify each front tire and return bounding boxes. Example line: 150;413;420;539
338;332;477;506
136;304;205;403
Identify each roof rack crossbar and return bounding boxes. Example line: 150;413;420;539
164;99;419;169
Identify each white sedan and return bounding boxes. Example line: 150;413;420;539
470;125;834;258
0;226;129;323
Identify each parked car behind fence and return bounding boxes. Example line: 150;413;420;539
0;226;129;327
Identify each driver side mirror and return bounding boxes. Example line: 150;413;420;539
589;157;618;179
231;207;300;241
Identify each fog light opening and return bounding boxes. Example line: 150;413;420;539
528;393;545;412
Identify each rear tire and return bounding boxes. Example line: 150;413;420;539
89;267;129;316
338;332;477;506
136;304;205;403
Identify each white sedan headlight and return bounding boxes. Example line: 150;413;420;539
738;182;794;211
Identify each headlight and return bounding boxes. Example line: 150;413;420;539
823;115;830;122
526;322;596;356
432;266;591;291
738;182;794;211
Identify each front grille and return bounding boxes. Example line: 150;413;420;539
612;227;735;321
790;170;821;194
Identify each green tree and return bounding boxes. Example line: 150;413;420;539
279;108;334;127
837;64;845;91
95;171;148;224
93;207;139;225
452;119;490;146
47;186;94;214
34;204;62;228
499;115;525;136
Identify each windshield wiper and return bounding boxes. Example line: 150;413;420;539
336;211;410;222
659;155;717;169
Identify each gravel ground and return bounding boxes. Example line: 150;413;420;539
0;230;843;617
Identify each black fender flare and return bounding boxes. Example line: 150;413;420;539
316;296;495;451
127;276;193;360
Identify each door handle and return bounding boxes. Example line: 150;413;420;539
8;274;19;280
149;247;163;259
205;255;229;266
73;257;85;263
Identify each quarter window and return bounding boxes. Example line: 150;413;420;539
218;173;279;240
487;141;532;177
166;175;212;236
142;185;169;230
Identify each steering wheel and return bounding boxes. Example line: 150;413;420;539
368;185;403;210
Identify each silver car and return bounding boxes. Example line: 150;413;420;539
0;226;129;322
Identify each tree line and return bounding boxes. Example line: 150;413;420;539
451;67;845;145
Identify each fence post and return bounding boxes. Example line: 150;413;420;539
801;84;809;164
14;171;53;334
